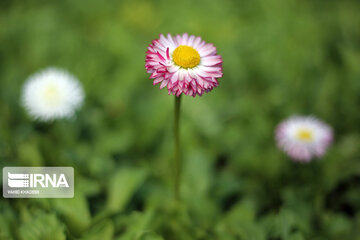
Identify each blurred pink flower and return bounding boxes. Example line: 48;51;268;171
276;116;333;162
145;33;223;97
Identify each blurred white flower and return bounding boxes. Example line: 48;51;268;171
275;115;333;162
22;67;84;121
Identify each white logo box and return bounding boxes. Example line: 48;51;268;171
3;167;74;198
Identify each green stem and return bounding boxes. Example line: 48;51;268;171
174;95;182;200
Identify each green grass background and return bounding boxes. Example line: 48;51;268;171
1;0;360;239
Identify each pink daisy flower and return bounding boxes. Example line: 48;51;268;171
145;33;223;97
275;116;333;162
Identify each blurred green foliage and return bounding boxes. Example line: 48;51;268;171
1;0;360;239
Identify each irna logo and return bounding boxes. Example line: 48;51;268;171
8;172;69;188
3;167;74;198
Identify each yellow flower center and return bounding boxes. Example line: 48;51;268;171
296;129;313;142
172;45;201;68
43;84;60;105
